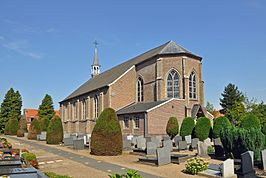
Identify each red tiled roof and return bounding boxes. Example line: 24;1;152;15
24;109;60;118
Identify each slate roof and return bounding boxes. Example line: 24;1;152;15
61;41;201;103
116;100;169;115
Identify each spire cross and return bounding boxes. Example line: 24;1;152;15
93;40;99;48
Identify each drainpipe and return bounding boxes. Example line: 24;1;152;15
182;56;187;100
144;112;148;137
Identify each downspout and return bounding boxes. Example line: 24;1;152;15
144;112;148;137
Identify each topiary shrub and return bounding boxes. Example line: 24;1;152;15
91;108;122;156
166;117;179;139
195;117;211;141
180;117;195;138
19;118;27;132
46;116;63;144
240;114;261;130
220;126;265;160
27;118;41;140
17;129;25;137
40;117;50;132
213;116;231;138
4;118;19;135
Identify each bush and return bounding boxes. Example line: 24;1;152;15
185;157;208;175
4;118;19;135
109;169;142;178
91;108;122;156
40;117;50;132
195;117;211;141
17;129;25;137
212;116;231;138
220;126;265;160
166;117;179;139
46;116;63;144
180;117;195;137
19;118;27;132
22;152;37;162
28;118;41;140
207;146;215;154
240;114;261;130
262;123;266;135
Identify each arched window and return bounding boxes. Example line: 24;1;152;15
189;72;196;99
94;95;99;118
167;70;180;98
137;77;144;102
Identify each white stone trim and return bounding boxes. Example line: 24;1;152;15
108;65;135;86
146;98;183;112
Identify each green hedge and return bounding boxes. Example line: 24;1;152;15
220;126;265;160
240;114;261;130
213;116;231;138
180;117;195;137
46;116;63;144
166;117;179;139
195;117;211;141
40;117;50;132
91;108;122;156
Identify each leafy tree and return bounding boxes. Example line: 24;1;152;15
226;101;246;125
46;116;63;144
38;94;55;131
220;83;244;115
180;117;195;137
250;102;266;125
91;108;122;156
195;117;211;141
0;88;22;133
240;114;261;130
206;101;214;114
212;116;231;138
166;117;179;139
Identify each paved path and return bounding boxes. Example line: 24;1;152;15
6;136;163;178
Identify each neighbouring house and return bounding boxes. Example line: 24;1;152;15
59;40;213;136
23;109;60;130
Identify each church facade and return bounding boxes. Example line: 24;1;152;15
59;41;211;136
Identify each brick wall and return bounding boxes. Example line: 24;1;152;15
118;113;145;136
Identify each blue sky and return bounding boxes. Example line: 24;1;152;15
0;0;265;110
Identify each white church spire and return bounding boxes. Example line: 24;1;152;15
91;41;100;78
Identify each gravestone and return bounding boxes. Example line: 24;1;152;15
204;138;212;147
191;138;199;149
163;140;173;152
151;137;161;148
127;135;133;140
146;142;157;155
155;135;162;141
236;151;255;178
136;137;146;150
73;139;84;149
178;141;187;150
262;149;266;171
174;136;182;146
221;159;234;178
163;135;170;141
214;138;225;158
185;135;192;144
63;137;73;146
83;136;87;145
156;147;171;166
123;139;132;151
197;141;208;157
64;133;71;138
39;132;47;141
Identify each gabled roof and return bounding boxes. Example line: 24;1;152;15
116;100;169;115
60;41;201;103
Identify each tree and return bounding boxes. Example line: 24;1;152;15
195;117;211;141
220;83;244;114
206;101;214;114
180;117;195;137
91;108;122;156
250;102;266;125
212;116;231;138
166;117;179;139
240;114;261;130
46;116;63;144
226;101;246;125
28;118;41;140
0;88;22;133
38;94;55;131
4;118;19;135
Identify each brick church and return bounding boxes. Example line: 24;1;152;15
59;40;212;136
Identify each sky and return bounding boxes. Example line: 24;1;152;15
0;0;265;110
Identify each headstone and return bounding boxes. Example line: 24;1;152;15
262;149;266;171
83;136;87;145
145;137;152;142
151;137;161;148
191;138;199;149
174;136;182;146
146;142;157;155
214;138;225;158
163;135;170;141
178;141;187;150
39;132;46;141
36;134;41;141
163;140;173;152
127;135;133;140
156;147;171;166
185;135;192;144
63;137;74;146
204;138;212;147
123;139;132;151
236;151;255;177
64;133;71;138
73;139;84;149
155;135;162;142
221;159;234;178
131;137;137;148
137;137;146;150
197;141;208;157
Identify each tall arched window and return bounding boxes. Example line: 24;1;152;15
189;72;196;99
94;95;99;118
167;70;180;98
137;77;144;102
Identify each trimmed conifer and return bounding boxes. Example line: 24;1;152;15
166;117;179;139
180;117;195;137
38;94;55;131
28;118;41;140
46;116;63;144
195;117;211;141
213;116;231;138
